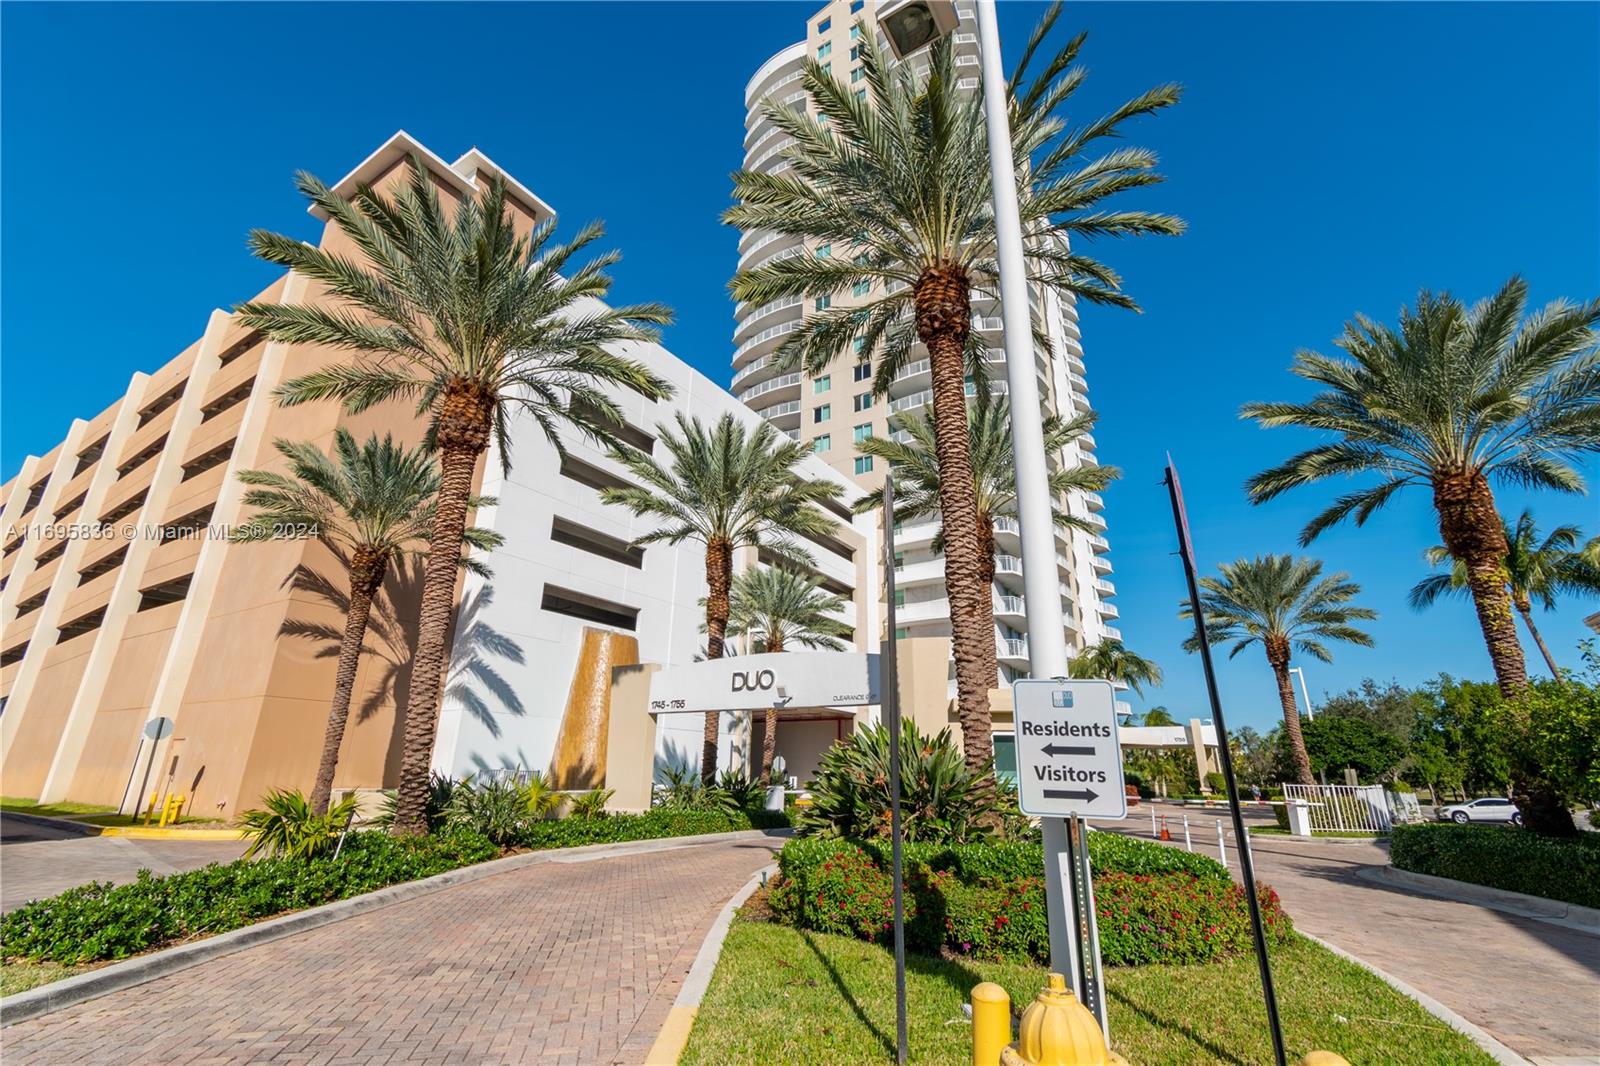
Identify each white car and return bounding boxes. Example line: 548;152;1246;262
1437;797;1522;826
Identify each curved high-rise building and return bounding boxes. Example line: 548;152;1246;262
733;1;1120;702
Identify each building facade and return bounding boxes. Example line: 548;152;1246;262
0;133;879;817
733;0;1120;701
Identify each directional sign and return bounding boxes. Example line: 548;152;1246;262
1012;679;1127;820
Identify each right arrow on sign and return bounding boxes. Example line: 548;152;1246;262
1040;742;1096;757
1043;788;1100;803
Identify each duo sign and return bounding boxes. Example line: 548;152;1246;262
1012;679;1127;820
647;651;881;714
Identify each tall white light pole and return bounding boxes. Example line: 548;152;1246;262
974;0;1085;990
1289;666;1315;721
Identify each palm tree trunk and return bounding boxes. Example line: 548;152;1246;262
977;518;999;689
1267;639;1314;786
702;538;732;786
761;631;783;776
915;264;991;778
1434;473;1527;697
393;385;493;834
1515;601;1563;680
310;548;388;816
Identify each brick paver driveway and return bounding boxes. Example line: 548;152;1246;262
3;832;783;1065
1;813;247;912
1106;804;1600;1064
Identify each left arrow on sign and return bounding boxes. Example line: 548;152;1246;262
1040;742;1095;758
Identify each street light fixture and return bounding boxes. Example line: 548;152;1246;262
876;0;959;60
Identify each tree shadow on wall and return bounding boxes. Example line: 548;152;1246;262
277;553;526;782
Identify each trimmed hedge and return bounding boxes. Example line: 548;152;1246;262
1;829;498;964
1390;823;1600;909
777;830;1230;888
516;807;788;849
3;807;789;967
768;834;1288;966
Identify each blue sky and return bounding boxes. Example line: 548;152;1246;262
3;2;1597;734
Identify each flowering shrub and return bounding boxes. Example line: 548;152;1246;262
769;835;1291;967
1092;872;1292;965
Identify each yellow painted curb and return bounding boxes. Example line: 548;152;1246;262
641;1006;698;1065
95;826;247;840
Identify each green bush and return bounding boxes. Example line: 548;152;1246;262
238;789;360;860
1390;823;1600;908
1204;772;1227;794
768;838;1288;967
1;829;497;964
515;807;787;850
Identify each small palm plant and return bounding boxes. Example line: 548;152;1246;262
855;396;1117;706
1068;639;1163;695
233;431;502;815
602;413;841;783
800;723;992;843
728;6;1179;770
1411;510;1600;678
726;565;852;775
1243;277;1600;696
1180;555;1376;785
238;156;674;833
239;789;359;860
568;788;615;820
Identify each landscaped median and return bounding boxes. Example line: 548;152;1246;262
1389;822;1600;908
679;832;1499;1065
0;805;788;999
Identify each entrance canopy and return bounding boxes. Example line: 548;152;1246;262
647;651;880;714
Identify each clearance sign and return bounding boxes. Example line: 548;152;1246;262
1011;679;1128;820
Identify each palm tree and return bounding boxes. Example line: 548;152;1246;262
232;432;502;815
1181;555;1376;786
854;396;1116;710
1243;277;1600;697
236;157;673;833
602;413;841;783
1411;510;1600;679
726;565;852;775
727;6;1180;775
1068;639;1163;695
1140;706;1177;727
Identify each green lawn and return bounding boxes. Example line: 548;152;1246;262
1249;827;1387;840
1;796;224;827
681;915;1496;1066
0;961;85;998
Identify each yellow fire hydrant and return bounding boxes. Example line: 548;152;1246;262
971;974;1129;1066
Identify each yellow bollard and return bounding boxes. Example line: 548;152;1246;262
998;973;1130;1066
972;982;1012;1066
1298;1054;1352;1066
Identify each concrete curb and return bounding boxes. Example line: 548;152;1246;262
1246;830;1391;847
0;827;784;1027
1298;931;1533;1066
1;809;245;840
644;861;776;1065
1365;865;1600;935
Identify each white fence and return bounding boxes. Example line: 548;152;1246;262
1282;783;1398;834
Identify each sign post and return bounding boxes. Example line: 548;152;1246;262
1013;678;1125;1034
882;476;908;1066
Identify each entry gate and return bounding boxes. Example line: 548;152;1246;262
1282;783;1393;833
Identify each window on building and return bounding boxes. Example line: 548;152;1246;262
852;337;867;356
817;244;832;258
850;23;861;39
851;67;865;83
853;281;871;297
855;88;868;104
814;404;831;423
894;551;905;570
813;434;831;453
895;627;909;639
993;734;1018;785
817;41;832;59
850;45;861;61
894;589;906;607
550;516;645;569
853;423;873;443
854;456;874;475
541;585;639;631
817;16;831;32
820;62;831;78
813;375;831;394
851;0;864;11
814;295;831;311
854;361;872;383
138;575;192;611
853;392;873;412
